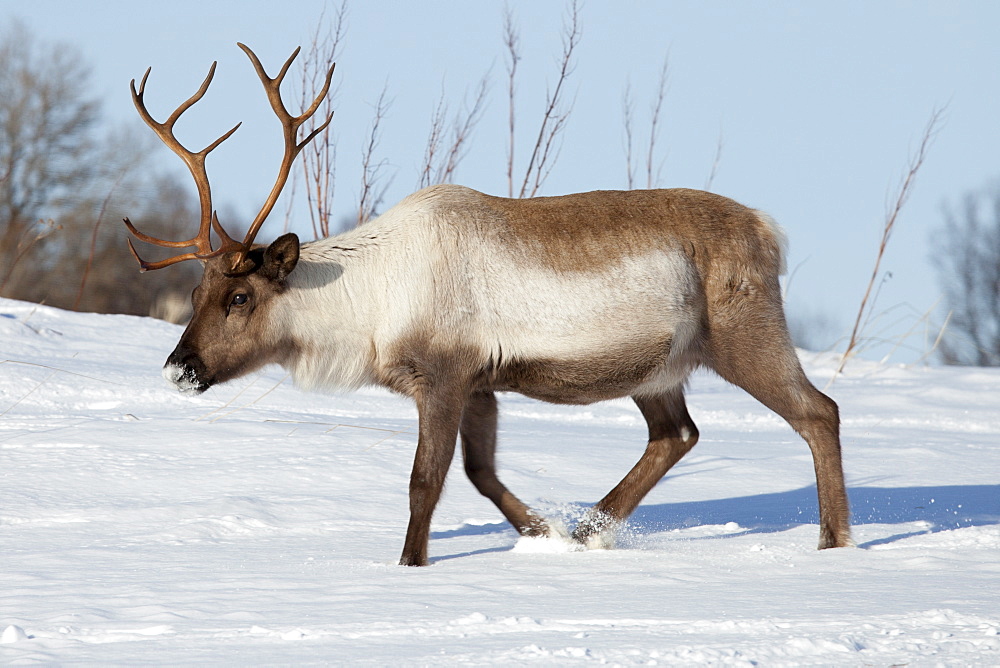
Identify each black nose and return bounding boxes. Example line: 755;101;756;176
163;347;210;394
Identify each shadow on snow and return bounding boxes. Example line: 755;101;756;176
432;484;1000;557
630;484;1000;548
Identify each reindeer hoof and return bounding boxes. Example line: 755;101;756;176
818;527;855;549
398;553;428;567
571;511;619;549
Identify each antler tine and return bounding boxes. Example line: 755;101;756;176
125;230;209;272
210;211;241;249
125;62;242;268
237;43;299;117
229;43;336;272
296;76;337;152
123;216;198;249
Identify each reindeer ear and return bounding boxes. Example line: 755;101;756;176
261;233;300;281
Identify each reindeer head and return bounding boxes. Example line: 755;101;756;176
163;234;300;393
124;43;333;393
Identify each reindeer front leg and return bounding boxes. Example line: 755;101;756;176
461;391;549;537
399;383;467;567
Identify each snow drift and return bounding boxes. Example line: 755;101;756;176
2;297;998;665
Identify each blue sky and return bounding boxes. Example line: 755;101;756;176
7;1;1000;362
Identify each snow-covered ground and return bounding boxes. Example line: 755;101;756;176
2;297;998;666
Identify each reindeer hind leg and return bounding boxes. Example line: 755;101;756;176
461;391;548;537
572;386;700;547
707;305;852;549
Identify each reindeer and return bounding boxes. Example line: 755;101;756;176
125;44;851;567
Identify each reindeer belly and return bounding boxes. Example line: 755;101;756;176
488;334;681;404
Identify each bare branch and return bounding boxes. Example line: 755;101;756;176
530;100;572;197
503;4;520;198
75;170;127;310
833;106;945;377
293;0;347;239
704;126;724;191
0;219;61;296
440;76;489;185
419;74;489;189
518;0;582;199
645;54;669;189
622;81;636;189
419;85;449;190
358;84;392;225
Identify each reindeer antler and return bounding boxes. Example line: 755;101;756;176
124;44;336;273
124;62;243;271
229;42;335;273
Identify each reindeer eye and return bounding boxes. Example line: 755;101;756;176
231;293;249;307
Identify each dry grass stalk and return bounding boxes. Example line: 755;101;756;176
834;107;945;377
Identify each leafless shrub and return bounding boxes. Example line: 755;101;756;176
290;1;347;239
502;5;520;198
74;170;126;310
834;107;945;376
72;171;204;316
0;22;204;315
0;218;60;295
704;127;724;191
0;21;98;285
934;182;1000;366
621;54;669;190
505;0;582;199
622;81;636;189
419;75;490;189
357;84;393;225
644;55;669;189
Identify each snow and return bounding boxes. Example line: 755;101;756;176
2;296;998;665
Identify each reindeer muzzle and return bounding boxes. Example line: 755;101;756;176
163;349;210;395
